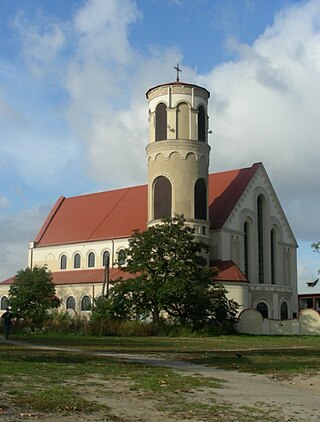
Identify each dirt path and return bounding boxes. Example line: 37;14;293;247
1;339;320;421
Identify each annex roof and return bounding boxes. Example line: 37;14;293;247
34;163;261;247
212;260;248;283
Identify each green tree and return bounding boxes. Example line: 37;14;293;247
312;242;320;253
115;215;238;331
9;266;60;328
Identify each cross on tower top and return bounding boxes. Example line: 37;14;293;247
174;61;182;82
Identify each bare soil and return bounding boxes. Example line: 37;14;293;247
0;340;319;421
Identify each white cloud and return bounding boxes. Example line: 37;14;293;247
199;0;320;241
0;196;9;209
0;205;50;281
13;11;65;77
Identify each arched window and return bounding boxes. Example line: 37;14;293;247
74;253;81;269
60;255;67;270
155;103;167;141
194;178;207;220
118;249;126;266
1;296;9;310
271;229;276;284
81;295;91;311
88;252;95;268
176;102;189;139
198;105;206;141
280;302;288;320
256;302;268;318
103;251;110;267
66;296;76;310
243;222;250;279
257;195;265;283
153;176;172;219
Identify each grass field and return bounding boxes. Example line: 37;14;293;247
1;334;320;421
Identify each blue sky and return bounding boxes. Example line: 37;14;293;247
0;0;319;285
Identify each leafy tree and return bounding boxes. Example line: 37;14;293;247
312;242;320;253
114;215;238;331
9;266;60;328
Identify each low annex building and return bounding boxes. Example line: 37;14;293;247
0;77;298;320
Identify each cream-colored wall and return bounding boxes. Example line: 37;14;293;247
222;282;250;313
147;143;210;221
146;82;211;244
238;308;320;336
29;238;130;272
208;165;298;317
55;282;103;315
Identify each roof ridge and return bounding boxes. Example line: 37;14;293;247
87;187;132;241
34;196;65;244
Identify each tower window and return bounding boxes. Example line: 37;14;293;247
155;103;167;141
176;102;189;139
153;176;172;219
60;254;67;270
194;178;207;220
198;105;206;141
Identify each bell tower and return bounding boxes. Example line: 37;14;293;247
146;75;211;243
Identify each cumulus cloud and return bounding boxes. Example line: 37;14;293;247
0;205;50;280
199;0;320;241
13;11;65;77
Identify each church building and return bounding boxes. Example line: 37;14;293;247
0;77;298;320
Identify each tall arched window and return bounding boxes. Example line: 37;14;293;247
74;253;81;269
257;195;265;284
88;252;95;268
256;302;268;318
194;178;207;220
176;102;189;139
1;296;9;310
103;251;110;267
155;103;167;141
271;229;276;284
153;176;172;219
243;222;250;279
118;249;126;266
60;255;67;270
280;301;288;320
81;295;91;311
66;296;76;310
198;105;206;141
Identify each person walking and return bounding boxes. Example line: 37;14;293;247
1;307;14;340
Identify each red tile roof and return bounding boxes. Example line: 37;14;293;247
1;262;246;286
0;268;132;287
34;163;261;247
212;260;248;283
35;184;148;246
208;163;261;229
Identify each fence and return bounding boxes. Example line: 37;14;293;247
238;308;320;335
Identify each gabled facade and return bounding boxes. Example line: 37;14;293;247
0;78;298;320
